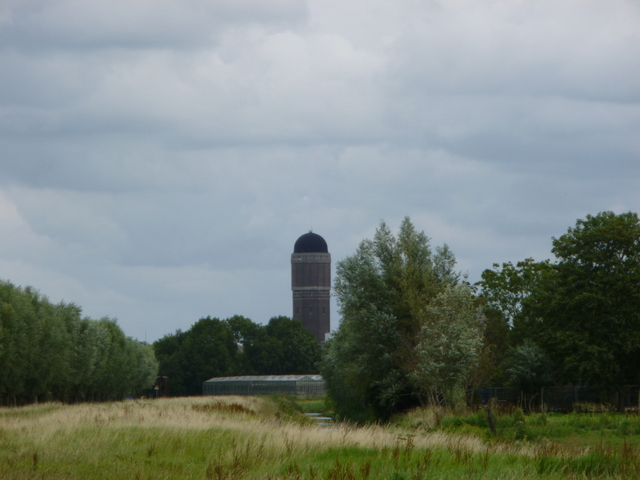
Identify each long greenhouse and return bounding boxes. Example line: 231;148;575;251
202;375;325;397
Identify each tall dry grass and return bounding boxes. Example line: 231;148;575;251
3;396;631;479
1;396;526;454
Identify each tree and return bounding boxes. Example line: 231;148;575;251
0;279;158;404
153;330;188;395
259;316;322;374
503;340;555;395
410;284;485;408
179;317;238;395
154;315;322;394
536;211;640;407
478;258;552;344
0;281;31;404
476;259;553;386
321;217;465;421
128;340;160;396
226;315;264;375
468;303;511;389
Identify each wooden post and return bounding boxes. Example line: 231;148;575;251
485;405;497;436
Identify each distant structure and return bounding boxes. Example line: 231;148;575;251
291;231;331;344
203;375;325;397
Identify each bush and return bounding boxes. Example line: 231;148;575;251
513;408;525;424
271;394;314;425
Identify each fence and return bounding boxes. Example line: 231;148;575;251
476;385;640;412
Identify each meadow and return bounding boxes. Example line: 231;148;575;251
2;397;640;479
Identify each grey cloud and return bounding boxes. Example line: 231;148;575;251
1;0;308;51
1;0;639;341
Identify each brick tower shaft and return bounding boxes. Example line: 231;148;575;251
291;232;331;344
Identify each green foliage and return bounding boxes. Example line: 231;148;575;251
271;394;315;425
468;305;511;390
503;340;555;394
512;408;525;424
296;398;326;413
476;259;553;390
260;316;321;375
0;279;158;405
536;212;640;397
478;258;553;344
479;211;640;405
153;317;237;396
181;317;238;394
411;284;485;407
153;315;322;395
411;405;640;450
322;217;477;422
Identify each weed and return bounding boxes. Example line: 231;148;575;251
574;402;612;414
513;408;525;424
327;457;356;480
359;460;371;479
147;441;157;457
285;461;301;479
192;402;255;416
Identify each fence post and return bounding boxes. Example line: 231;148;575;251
485;401;497;437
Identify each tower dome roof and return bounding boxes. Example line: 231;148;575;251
294;232;328;253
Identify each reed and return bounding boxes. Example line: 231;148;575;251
0;397;637;479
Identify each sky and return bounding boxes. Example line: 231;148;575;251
1;0;639;343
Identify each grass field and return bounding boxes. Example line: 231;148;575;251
2;397;640;479
398;405;640;451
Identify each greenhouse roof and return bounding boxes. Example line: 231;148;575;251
203;375;323;383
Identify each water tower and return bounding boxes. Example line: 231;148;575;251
291;232;331;343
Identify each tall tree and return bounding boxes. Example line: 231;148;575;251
0;280;158;405
478;258;552;344
321;217;465;421
260;316;321;374
180;317;238;395
536;211;640;406
503;340;555;395
154;315;321;394
153;330;188;395
476;258;553;386
227;315;262;374
410;284;485;407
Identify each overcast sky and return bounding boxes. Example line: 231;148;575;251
1;0;639;342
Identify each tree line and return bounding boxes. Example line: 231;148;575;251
0;274;321;404
152;315;322;396
0;280;158;406
321;212;640;422
479;211;640;411
3;210;638;417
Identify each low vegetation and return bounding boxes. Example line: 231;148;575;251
3;396;640;479
398;405;640;449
